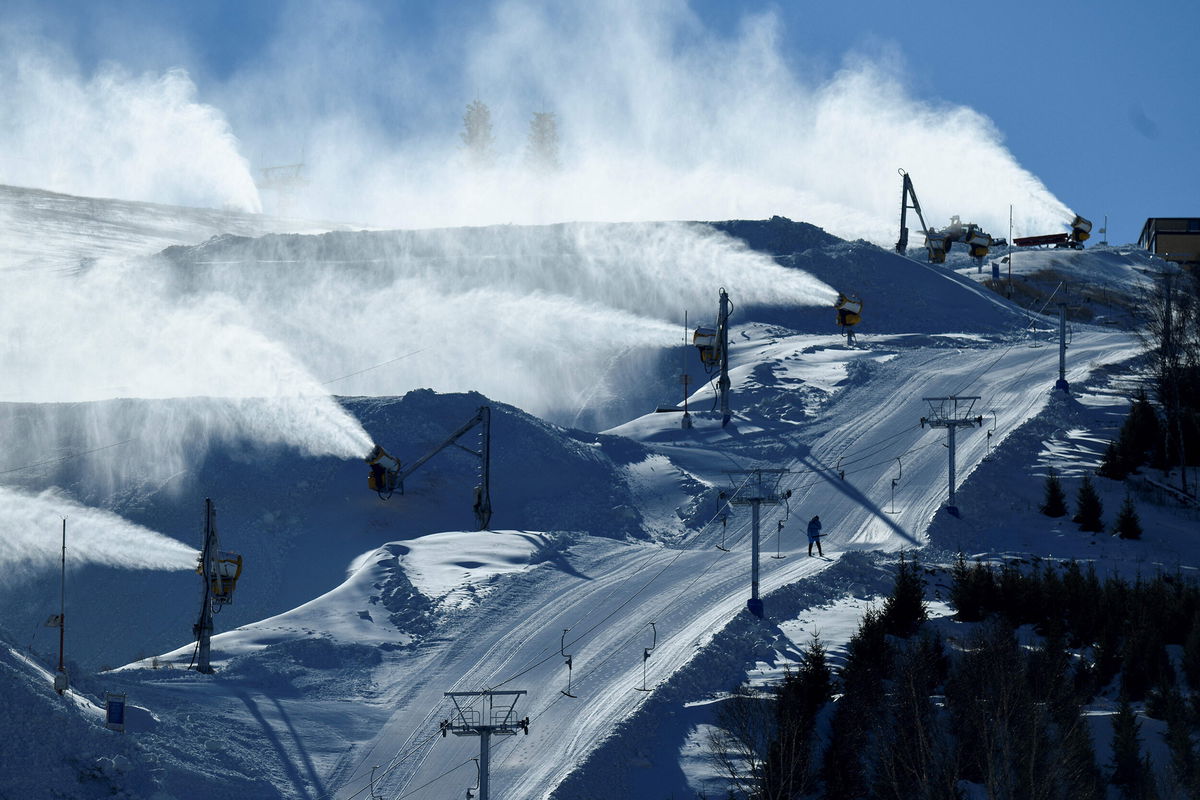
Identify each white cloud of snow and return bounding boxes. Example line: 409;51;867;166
0;487;196;577
0;30;260;212
221;0;1071;241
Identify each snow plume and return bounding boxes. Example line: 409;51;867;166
0;31;260;212
149;221;836;421
0;487;196;577
221;1;1069;241
0;256;373;493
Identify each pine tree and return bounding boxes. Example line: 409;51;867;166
1121;391;1163;471
762;637;831;798
1183;609;1200;688
1073;475;1104;532
881;552;927;637
1162;684;1199;798
1098;440;1129;480
524;111;560;173
1109;699;1159;799
1041;468;1069;517
460;99;495;168
1113;493;1143;540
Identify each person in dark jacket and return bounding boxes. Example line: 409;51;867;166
807;515;823;557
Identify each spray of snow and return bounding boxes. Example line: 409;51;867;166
0;487;196;577
215;1;1071;241
139;221;837;418
0;32;260;212
0;256;373;490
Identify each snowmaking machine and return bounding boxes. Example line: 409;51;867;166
199;550;243;603
895;169;1002;263
1012;215;1093;250
835;293;863;345
364;406;493;530
692;288;733;426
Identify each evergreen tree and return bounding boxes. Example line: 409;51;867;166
524;111;560;173
870;636;958;800
762;637;831;798
1098;440;1129;480
949;557;994;623
1073;475;1104;532
460;99;495;168
1161;684;1199;798
1112;494;1143;539
1041;468;1069;517
1120;392;1163;470
881;552;927;637
1183;609;1200;689
822;608;891;800
1109;699;1159;799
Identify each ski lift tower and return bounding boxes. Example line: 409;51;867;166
920;396;984;516
723;469;791;618
1055;302;1071;393
440;690;529;800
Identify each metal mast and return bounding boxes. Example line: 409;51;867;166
724;469;791;617
195;499;218;674
1055;302;1070;392
440;690;529;800
920;396;984;516
895;169;929;254
718;288;731;426
54;518;68;694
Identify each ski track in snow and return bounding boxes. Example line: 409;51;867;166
330;329;1140;800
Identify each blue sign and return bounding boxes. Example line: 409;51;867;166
105;693;126;731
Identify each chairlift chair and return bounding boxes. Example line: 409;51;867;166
716;514;730;552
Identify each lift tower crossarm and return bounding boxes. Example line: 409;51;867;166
440;690;529;800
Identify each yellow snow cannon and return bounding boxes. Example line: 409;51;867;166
197;550;242;603
965;227;992;259
1070;215;1092;244
365;444;401;498
925;232;948;263
835;293;863;328
692;326;720;367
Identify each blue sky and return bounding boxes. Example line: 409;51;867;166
3;0;1196;244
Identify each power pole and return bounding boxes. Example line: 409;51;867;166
723;469;791;617
921;396;984;516
440;691;529;800
1055;302;1070;393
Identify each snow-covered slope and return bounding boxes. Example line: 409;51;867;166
2;188;1186;799
0;183;340;272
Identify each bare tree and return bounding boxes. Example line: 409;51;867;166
707;684;774;799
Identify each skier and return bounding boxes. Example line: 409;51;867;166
807;515;823;557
